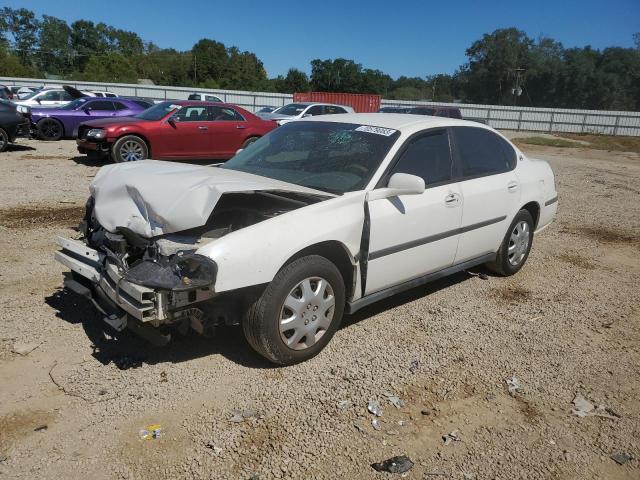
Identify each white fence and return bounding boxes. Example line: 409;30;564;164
3;76;640;136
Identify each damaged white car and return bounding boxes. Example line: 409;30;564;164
55;114;558;365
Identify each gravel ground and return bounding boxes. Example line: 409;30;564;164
0;137;638;480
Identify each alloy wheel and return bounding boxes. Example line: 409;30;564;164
508;220;530;266
41;120;61;139
279;276;335;350
120;140;144;162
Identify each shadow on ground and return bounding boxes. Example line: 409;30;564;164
71;154;227;167
5;143;36;152
45;268;490;369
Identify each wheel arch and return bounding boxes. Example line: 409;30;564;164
114;131;152;157
281;241;356;302
521;201;540;229
37;116;65;137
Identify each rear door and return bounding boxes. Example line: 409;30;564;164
206;106;248;158
450;126;521;263
366;128;463;294
155;105;211;158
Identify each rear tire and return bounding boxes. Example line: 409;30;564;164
241;136;259;149
243;255;345;365
0;128;8;152
37;118;64;141
111;135;149;162
487;209;534;276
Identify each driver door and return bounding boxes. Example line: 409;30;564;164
155;106;211;158
365;129;463;294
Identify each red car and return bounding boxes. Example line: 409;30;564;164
76;101;276;162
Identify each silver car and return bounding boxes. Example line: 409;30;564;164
259;102;354;125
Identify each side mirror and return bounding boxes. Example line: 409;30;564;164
83;106;92;114
367;173;425;201
302;113;312;118
168;117;178;127
36;98;41;104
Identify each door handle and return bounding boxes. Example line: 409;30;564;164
444;193;460;206
236;124;246;129
507;181;519;192
198;126;208;130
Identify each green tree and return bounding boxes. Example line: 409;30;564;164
1;7;40;64
274;68;309;93
80;52;137;83
222;47;267;90
191;38;228;85
37;15;72;75
70;20;109;71
464;28;533;104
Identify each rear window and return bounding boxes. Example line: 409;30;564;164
452;127;516;178
188;94;201;101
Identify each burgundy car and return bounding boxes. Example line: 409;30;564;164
77;101;277;162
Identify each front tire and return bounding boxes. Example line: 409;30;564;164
243;255;345;365
487;209;534;276
0;128;8;152
37;118;64;141
112;135;149;163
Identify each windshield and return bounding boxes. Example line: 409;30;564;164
222;121;400;194
19;90;41;100
134;101;179;121
275;103;308;116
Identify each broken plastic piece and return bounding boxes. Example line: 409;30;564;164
442;430;460;445
368;400;382;417
139;424;162;440
506;376;522;394
337;400;350;409
384;392;405;409
610;452;632;465
371;455;414;474
372;418;382;431
571;394;618;419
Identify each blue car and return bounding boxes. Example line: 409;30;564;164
31;97;153;141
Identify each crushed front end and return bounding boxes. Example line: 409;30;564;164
55;198;223;345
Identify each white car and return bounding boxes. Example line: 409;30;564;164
260;102;355;124
55;114;557;365
89;90;117;98
188;92;223;102
14;87;95;106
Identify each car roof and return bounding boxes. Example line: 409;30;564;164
165;100;237;107
298;112;486;132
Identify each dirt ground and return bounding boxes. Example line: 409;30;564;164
0;136;638;480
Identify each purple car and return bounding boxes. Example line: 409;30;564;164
31;97;153;141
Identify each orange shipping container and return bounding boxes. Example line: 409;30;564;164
293;92;381;113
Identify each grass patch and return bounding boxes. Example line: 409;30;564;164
557;134;640;154
512;136;582;149
513;133;640;154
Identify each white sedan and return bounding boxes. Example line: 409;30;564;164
55;114;557;365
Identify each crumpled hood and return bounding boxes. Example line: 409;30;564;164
90;160;331;238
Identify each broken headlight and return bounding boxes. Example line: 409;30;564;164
123;254;217;292
86;128;106;139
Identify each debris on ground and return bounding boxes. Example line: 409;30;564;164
610;452;632;465
409;359;419;374
138;424;162;440
159;371;168;383
204;443;223;455
384;392;405;409
112;355;144;370
337;400;350;409
354;423;369;436
371;455;414;474
506;376;523;395
372;418;381;431
468;271;489;280
12;341;42;356
571;394;618;419
368;400;382;417
229;409;257;423
34;424;48;432
421;409;431;416
442;430;460;445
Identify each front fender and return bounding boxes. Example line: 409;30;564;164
196;191;366;293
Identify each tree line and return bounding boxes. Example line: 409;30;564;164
1;7;639;110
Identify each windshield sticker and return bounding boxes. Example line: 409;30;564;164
355;125;397;136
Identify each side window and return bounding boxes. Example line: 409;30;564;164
205;95;220;102
105;93;116;97
324;105;346;115
209;106;243;121
173;106;208;121
87;101;115;111
60;91;73;101
305;105;324;116
449;109;462;119
452;127;514;178
40;91;61;101
389;130;453;186
113;102;128;111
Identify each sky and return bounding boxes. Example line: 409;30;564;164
7;0;640;78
